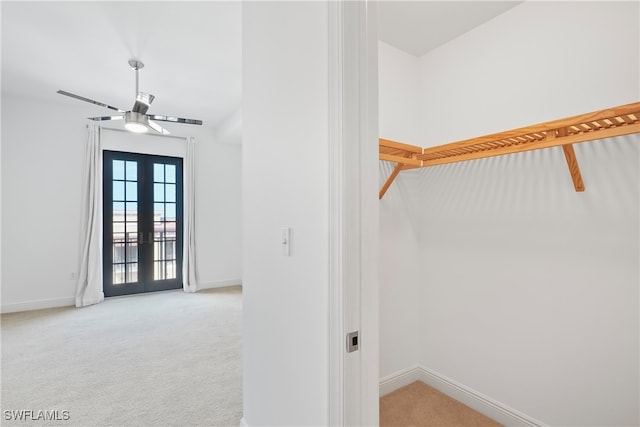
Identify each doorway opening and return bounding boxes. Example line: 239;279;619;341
103;150;184;297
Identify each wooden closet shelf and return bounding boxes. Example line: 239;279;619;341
379;102;640;199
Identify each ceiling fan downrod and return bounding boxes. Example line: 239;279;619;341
128;59;144;97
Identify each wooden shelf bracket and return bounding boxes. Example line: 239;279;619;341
378;138;424;199
548;127;585;191
562;144;585;192
379;164;403;199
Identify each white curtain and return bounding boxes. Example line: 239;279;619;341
183;136;199;292
75;125;104;307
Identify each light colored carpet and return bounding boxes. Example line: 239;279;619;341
380;381;503;427
1;286;242;427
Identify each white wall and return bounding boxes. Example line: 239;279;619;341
1;95;86;309
378;42;422;380
379;161;422;381
412;135;638;427
242;2;329;425
194;136;242;288
378;41;421;144
418;1;639;148
1;94;242;312
379;2;639;426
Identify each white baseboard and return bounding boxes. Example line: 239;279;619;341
239;416;248;427
1;281;243;314
379;364;423;397
198;279;242;290
1;296;75;314
380;365;547;427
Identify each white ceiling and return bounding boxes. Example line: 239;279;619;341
2;1;521;138
1;1;241;135
378;1;523;57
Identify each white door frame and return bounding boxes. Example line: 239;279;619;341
328;1;379;425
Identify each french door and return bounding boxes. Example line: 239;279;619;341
103;151;183;297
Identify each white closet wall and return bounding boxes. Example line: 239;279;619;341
379;42;423;381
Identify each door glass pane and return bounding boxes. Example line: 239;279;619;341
113;181;125;201
126;242;138;262
126;182;137;201
166;260;176;279
113;243;125;263
154;261;165;280
154;222;164;240
154;241;162;261
125;161;137;180
165;240;176;260
154;183;164;202
113;160;125;180
165;184;176;202
154;164;164;182
125;202;137;220
113;264;125;284
165;221;176;239
113;202;125;222
165;165;176;183
154;203;165;220
126;263;138;283
125;222;138;236
165;203;176;221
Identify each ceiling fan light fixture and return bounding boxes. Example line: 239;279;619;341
58;59;202;133
124;111;149;133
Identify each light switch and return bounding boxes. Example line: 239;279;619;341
281;227;291;256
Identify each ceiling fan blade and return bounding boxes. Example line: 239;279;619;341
87;115;124;121
57;90;126;113
148;120;171;135
132;92;155;115
148;114;203;126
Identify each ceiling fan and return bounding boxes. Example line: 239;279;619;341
57;59;202;135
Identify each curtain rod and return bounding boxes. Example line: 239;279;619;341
89;125;188;141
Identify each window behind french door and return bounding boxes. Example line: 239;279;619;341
103;151;183;297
